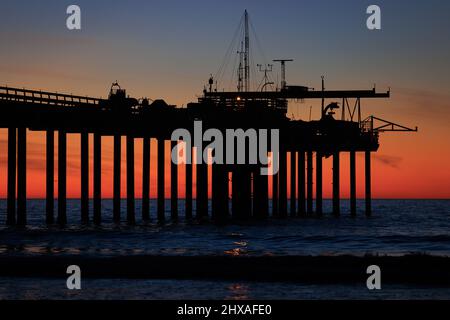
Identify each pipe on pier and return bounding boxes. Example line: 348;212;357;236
126;136;135;224
57;130;66;225
6;128;16;225
81;132;89;223
142;137;150;221
46;130;54;224
306;151;313;215
332;151;340;216
157;139;165;221
350;151;357;217
316;152;323;216
17;128;27;226
93;133;102;224
365;151;372;216
297;151;306;216
171;140;178;220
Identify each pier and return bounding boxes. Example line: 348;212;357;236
0;82;417;226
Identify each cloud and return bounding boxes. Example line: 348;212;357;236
373;154;403;169
392;86;450;123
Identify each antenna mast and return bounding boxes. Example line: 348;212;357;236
244;10;250;92
273;59;293;89
237;42;244;92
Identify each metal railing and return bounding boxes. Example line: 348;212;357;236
0;86;103;107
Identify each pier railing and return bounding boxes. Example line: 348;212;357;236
0;86;102;108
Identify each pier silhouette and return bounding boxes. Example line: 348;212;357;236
0;80;417;226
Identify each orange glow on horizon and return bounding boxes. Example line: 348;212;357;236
0;127;449;200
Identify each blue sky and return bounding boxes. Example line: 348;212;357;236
1;0;449;102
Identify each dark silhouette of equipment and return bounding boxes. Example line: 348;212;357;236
100;81;138;113
322;102;340;119
273;59;294;89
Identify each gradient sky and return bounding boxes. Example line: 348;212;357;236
0;0;449;199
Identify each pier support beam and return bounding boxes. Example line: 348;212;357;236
185;158;193;219
297;151;305;216
171;140;178;220
332;152;340;216
46;130;54;224
81;132;89;223
316;152;323;216
142;137;150;221
57;130;66;225
113;135;121;222
232;168;251;219
157;139;165;221
290;152;296;217
272;171;279;217
196;159;208;219
17;128;27;226
212;164;229;221
126;136;135;224
6;128;16;225
278;150;288;217
253;168;268;219
365;151;372;217
350;151;357;217
306;151;313;215
93;133;101;224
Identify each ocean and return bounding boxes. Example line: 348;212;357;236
0;199;449;299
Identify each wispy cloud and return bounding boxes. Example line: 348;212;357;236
373;154;403;169
392;86;450;123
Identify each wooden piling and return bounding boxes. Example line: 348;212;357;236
290;151;296;217
350;151;357;217
17;127;27;226
185;159;193;219
170;140;178;220
316;152;323;216
365;151;372;216
126;136;135;224
157;139;165;221
6;128;16;225
93;133;101;224
81;132;89;223
297;151;306;216
212;164;229;221
278;150;288;217
113;134;121;222
306;151;313;215
332;151;340;216
46;130;54;224
142;137;150;221
57;130;66;225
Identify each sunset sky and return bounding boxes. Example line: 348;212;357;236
0;0;449;199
